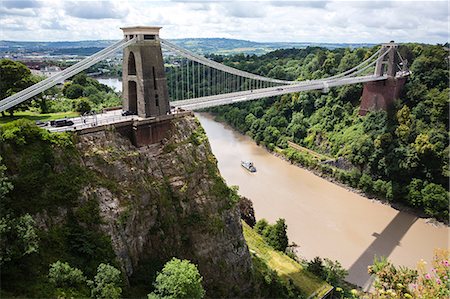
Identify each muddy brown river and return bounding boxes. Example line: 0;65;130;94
196;112;449;289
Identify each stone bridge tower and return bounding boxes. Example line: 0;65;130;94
121;26;170;118
359;41;408;116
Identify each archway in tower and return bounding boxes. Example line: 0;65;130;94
128;81;137;114
128;52;136;75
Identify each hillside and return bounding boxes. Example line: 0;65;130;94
0;38;375;56
207;43;449;222
0;115;253;297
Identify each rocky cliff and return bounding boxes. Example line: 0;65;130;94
0;115;252;297
77;115;252;295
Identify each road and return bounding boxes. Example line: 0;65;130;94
46;109;136;132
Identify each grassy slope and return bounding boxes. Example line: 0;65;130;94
242;222;332;298
0;111;79;125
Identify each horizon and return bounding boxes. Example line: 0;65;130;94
1;37;379;44
2;37;445;46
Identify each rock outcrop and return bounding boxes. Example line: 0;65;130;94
75;115;252;296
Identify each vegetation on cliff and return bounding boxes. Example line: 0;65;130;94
206;44;449;221
0;116;260;298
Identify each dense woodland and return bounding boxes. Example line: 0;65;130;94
204;44;449;222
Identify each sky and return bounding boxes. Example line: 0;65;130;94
0;0;448;44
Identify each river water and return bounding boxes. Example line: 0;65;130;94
97;77;122;92
98;77;449;288
196;113;449;289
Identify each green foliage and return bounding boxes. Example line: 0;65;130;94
0;119;118;297
0;59;38;114
148;258;205;299
254;219;269;235
0;213;38;265
254;218;289;252
189;126;208;145
208;43;449;222
251;254;305;298
368;256;417;298
48;260;86;288
64;83;84;99
75;97;93;114
306;257;348;288
89;263;123;299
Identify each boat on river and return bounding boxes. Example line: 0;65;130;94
241;161;256;172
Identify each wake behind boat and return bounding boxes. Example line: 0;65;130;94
241;161;256;172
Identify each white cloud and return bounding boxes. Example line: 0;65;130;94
63;1;129;20
0;0;448;44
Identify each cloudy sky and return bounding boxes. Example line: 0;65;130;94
0;0;448;43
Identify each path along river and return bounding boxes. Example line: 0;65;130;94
96;77;449;289
196;112;449;289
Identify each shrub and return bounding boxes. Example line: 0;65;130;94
265;219;289;252
64;83;84;99
254;219;269;235
307;257;325;279
254;218;289;252
0;213;38;265
89;263;122;299
307;257;348;287
148;258;205;299
358;173;373;193
75;97;93;114
48;261;86;288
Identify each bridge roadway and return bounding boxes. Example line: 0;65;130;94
46;109;136;133
170;74;388;110
44;74;387;133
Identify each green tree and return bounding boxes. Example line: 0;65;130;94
0;59;37;115
421;183;449;219
0;213;38;265
89;263;122;299
48;261;90;298
75;97;93;114
265;218;289;252
254;219;269;235
149;258;205;299
48;261;86;288
64;83;84;99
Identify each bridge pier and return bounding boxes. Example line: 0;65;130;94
359;77;406;116
359;41;408;116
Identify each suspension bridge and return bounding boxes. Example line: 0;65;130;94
0;26;409;134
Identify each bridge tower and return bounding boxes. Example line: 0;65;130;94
121;26;170;118
359;41;407;116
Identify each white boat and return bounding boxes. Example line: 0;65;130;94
241;161;256;172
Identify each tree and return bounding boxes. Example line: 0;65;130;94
89;263;122;299
48;261;86;288
48;261;90;298
254;219;269;235
0;157;39;265
265;218;289;252
149;258;205;299
421;183;449;219
75;97;93;114
0;213;38;265
255;218;289;252
0;59;37;115
64;83;84;99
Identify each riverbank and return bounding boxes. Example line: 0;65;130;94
208;112;448;227
196;111;449;288
272;150;448;228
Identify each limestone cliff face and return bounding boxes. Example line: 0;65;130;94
75;115;252;296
